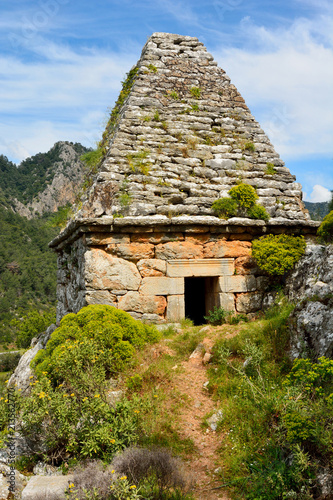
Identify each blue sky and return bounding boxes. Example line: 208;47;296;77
0;0;332;201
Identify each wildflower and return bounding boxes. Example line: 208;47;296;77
120;476;127;480
5;380;9;383
5;399;8;403
153;395;157;398
70;393;75;397
39;392;46;399
130;485;136;489
94;394;100;398
0;397;3;401
18;389;21;391
68;483;74;489
111;470;115;474
82;397;88;401
29;376;34;379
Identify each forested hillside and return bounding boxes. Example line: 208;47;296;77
0;206;58;344
304;200;330;220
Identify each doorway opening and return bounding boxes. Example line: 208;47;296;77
184;277;219;325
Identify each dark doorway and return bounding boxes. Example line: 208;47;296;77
184;277;206;325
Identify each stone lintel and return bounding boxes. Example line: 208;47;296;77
218;275;257;293
166;259;234;277
140;277;184;295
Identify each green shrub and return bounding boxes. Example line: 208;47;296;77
204;306;227;325
265;162;277;175
252;234;306;276
190;87;201;98
211;197;238;218
228;183;258;209
247;204;270;221
0;351;21;372
243;141;255;152
13;308;56;348
32;305;160;384
317;210;333;242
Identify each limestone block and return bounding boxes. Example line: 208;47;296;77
137;259;167;277
166;295;185;321
216;293;235;312
236;292;263;313
85;233;130;245
155;241;203;260
203;240;251;258
218;275;256;293
107;242;154;261
85;290;117;307
85;249;141;291
140;277;184;295
234;256;258;275
166;259;234;277
118;292;167;315
21;474;74;500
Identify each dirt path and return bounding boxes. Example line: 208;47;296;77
170;328;232;500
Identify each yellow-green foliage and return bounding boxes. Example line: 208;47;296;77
32;305;160;384
211;197;238;218
252;234;306;276
247;204;270;221
229;183;258;209
317;210;333;242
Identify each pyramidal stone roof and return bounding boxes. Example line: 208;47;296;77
68;33;315;237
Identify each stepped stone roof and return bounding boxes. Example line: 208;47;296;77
51;33;318;249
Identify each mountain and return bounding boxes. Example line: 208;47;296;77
0;141;89;344
304;201;330;221
0;141;89;218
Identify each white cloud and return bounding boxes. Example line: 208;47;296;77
212;15;333;159
304;184;332;203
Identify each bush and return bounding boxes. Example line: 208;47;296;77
204;306;227;325
211;184;269;221
252;234;306;276
112;446;193;499
228;183;258;209
32;305;160;384
317;210;333;242
211;197;238;218
247;204;270;221
14;308;56;349
0;351;21;372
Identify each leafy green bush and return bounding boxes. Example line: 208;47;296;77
14;308;56;348
229;183;258;209
211;183;269;221
0;352;21;372
247;204;270;221
252;234;306;276
211;198;238;218
32;305;160;384
317;210;333;242
4;306;162;462
204;306;227;326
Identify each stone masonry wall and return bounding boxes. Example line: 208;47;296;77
77;32;308;222
56;229;271;323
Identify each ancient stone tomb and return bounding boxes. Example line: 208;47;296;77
50;32;317;324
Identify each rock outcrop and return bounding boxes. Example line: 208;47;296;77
286;244;333;359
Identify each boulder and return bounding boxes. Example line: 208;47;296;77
21;474;74;500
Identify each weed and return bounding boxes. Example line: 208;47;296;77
265;162;277;175
190;87;201;99
160;121;168;132
243;141;255;152
204;306;227;326
169;91;179;100
148;64;158;73
153;111;160;122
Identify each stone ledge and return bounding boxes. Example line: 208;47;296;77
166;258;234;277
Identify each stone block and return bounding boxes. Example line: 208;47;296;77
85;291;117;307
216;293;235;312
218;275;257;293
140;277;184;295
85;233;130;245
204;240;251;258
107;242;154;262
166;259;234;277
155;241;203;260
21;475;74;500
137;259;167;277
85;249;141;291
234;256;258;275
236;292;263;313
118;292;167;314
166;295;185;321
256;276;271;291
